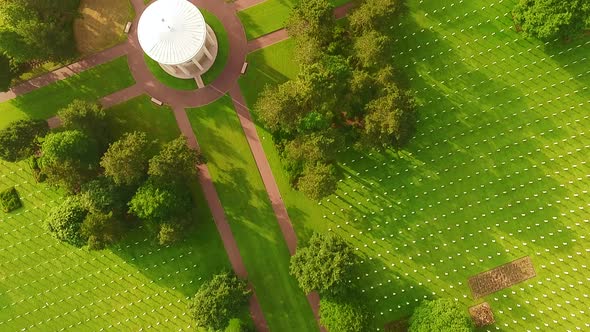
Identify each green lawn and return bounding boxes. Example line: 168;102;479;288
0;95;231;330
238;0;350;40
186;96;318;332
239;0;590;329
0;56;135;130
143;54;198;91
201;11;230;85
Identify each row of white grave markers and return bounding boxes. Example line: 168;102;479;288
0;163;199;330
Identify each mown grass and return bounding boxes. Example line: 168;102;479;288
74;0;134;56
238;0;350;40
239;0;590;329
186;96;318;332
0;56;135;130
0;95;231;330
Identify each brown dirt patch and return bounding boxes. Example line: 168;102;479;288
384;317;409;332
468;256;536;299
74;0;134;56
469;302;495;327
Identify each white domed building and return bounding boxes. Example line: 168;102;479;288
138;0;218;82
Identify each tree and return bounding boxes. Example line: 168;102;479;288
101;131;152;186
81;211;124;250
188;272;251;331
58;100;110;149
409;299;474;332
45;196;88;247
299;55;352;108
0;0;79;62
297;162;338;200
320;298;368;332
513;0;590;41
353;30;390;69
290;233;357;294
0;53;15;92
128;178;192;222
282;131;340;181
79;177;128;214
361;85;416;148
0;119;49;162
157;221;185;245
287;0;335;44
148;136;200;180
39;130;99;192
349;0;399;32
255;80;311;134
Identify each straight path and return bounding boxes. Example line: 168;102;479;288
171;105;269;332
0;43;128;103
228;85;325;331
234;0;267;11
246;2;355;53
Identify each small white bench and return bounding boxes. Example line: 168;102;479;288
150;97;163;106
241;62;248;74
124;22;132;34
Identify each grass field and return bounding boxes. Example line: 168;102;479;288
0;96;230;331
238;0;350;40
74;0;134;56
0;56;135;130
240;0;590;330
186;96;318;332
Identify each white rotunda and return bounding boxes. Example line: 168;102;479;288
137;0;218;80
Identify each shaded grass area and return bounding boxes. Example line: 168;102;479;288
201;11;230;85
186;96;317;332
143;54;198;91
74;0;134;56
0;96;230;330
238;0;590;328
238;0;350;40
0;56;135;130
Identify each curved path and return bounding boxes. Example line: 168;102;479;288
4;1;357;330
127;0;248;108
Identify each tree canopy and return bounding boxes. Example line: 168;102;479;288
0;0;79;62
0;119;49;162
290;232;357;294
101;131;152;187
148;136;200;180
513;0;590;41
188;272;251;331
58;100;110;150
128;178;192;223
409;299;474;332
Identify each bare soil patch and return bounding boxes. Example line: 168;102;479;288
74;0;134;56
469;302;495;327
384;317;409;332
469;256;536;299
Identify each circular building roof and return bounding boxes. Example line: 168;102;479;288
137;0;207;65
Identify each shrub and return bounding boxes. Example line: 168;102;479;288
45;196;88;247
0;187;22;212
320;298;368;332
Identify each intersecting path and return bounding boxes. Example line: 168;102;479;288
1;0;356;330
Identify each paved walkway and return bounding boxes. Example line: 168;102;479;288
10;0;360;330
234;0;267;11
0;43;128;103
171;104;270;331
